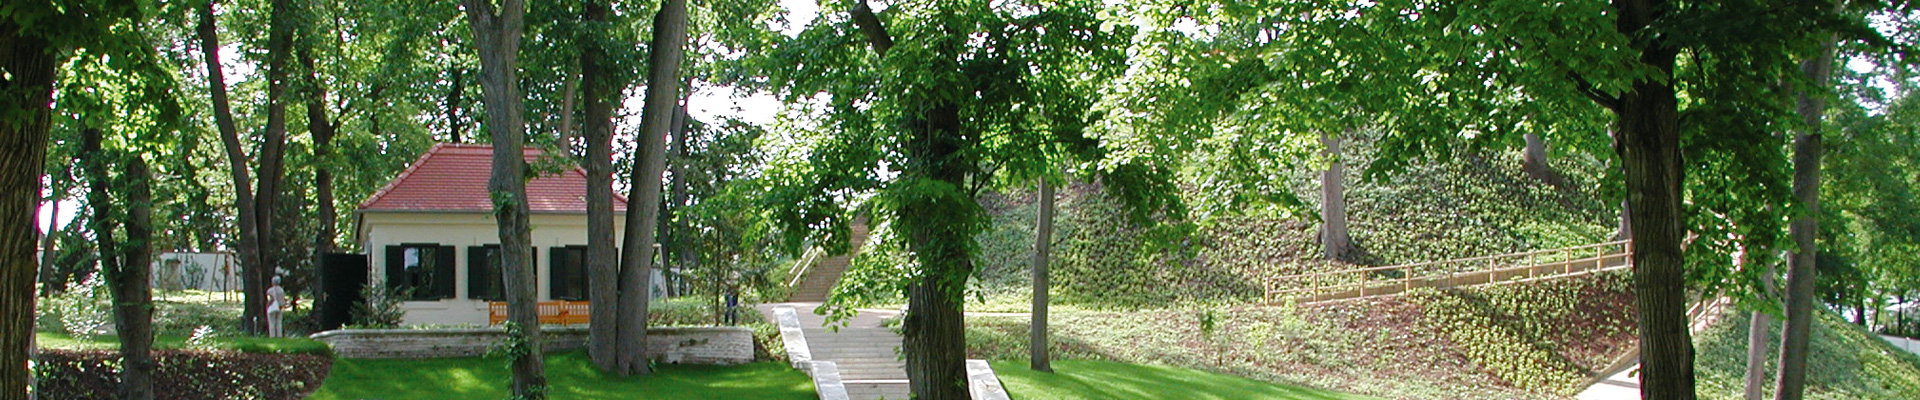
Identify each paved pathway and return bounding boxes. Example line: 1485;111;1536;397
1575;297;1733;400
760;302;909;400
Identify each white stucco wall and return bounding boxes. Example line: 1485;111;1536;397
359;211;654;326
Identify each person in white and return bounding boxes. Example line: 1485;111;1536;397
266;276;286;338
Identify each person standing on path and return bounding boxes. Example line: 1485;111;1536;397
266;276;286;337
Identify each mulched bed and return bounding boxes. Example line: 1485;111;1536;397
36;349;331;400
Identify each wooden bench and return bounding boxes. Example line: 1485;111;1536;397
488;301;591;325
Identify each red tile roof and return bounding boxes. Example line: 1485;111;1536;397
357;143;628;214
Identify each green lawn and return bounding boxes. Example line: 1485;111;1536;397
35;331;331;354
306;351;815;400
991;360;1380;400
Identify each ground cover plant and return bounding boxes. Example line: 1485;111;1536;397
1694;310;1920;400
305;350;814;400
989;359;1382;400
33;349;329;400
967;273;1638;400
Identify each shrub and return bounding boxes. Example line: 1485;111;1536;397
348;285;405;329
38;275;112;339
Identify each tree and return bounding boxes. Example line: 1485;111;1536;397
1030;176;1054;372
579;0;625;372
194;0;294;335
1320;132;1351;261
1522;133;1551;182
460;0;547;396
768;1;1125;397
79;128;158;400
2;1;146;396
617;0;689;376
1775;29;1840;400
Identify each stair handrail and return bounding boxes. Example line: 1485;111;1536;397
1268;239;1634;303
787;247;826;289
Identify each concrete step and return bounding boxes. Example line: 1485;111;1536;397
845;381;910;400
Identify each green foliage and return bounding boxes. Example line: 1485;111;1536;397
1694;310;1920;400
350;285;407;329
37;274;113;339
965;273;1640;400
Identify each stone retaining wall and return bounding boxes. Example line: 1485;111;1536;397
311;326;754;364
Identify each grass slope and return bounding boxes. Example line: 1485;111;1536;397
305;351;815;400
968;273;1637;400
990;359;1380;400
1695;309;1920;400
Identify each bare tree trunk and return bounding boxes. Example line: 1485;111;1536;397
254;0;297;332
80;129;155;400
665;98;690;297
616;0;687;375
448;67;466;143
1;20;58;398
1608;2;1695;398
1030;176;1053;372
1774;32;1837;400
558;63;578;147
850;2;971;397
1523;133;1552;182
196;0;269;336
580;0;622;372
461;0;546;396
1746;265;1777;400
37;182;60;297
301;45;338;255
1320;132;1351;261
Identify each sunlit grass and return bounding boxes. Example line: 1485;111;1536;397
306;351;815;400
991;359;1380;400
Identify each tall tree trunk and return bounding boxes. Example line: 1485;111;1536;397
558;63;579;146
1320;132;1351;261
580;0;622;372
461;0;546;396
301;45;338;255
851;2;971;398
196;0;269;336
665;98;690;297
448;67;466;143
1523;133;1552;182
1746;264;1777;400
254;0;297;334
1609;1;1694;398
1;20;58;399
37;181;61;297
1030;176;1054;372
1774;32;1837;400
617;0;687;375
80;129;156;400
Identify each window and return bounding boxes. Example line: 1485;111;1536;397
549;246;591;301
470;245;536;301
385;244;454;300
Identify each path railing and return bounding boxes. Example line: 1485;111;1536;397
1268;239;1633;304
786;247;826;290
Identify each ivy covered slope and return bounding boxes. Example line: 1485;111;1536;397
970;149;1618;309
966;274;1637;400
1694;310;1920;400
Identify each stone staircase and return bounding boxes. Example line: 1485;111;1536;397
789;219;870;302
807;326;909;400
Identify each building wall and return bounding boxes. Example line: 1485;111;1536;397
359;211;656;326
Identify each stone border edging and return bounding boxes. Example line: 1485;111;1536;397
810;361;851;400
966;359;1010;400
774;306;814;369
309;325;754;363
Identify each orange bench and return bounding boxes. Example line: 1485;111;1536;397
488;301;591;325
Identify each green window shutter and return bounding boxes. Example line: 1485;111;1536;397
384;245;405;293
470;246;494;301
435;245;456;299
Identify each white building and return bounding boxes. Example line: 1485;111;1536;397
356;143;657;326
